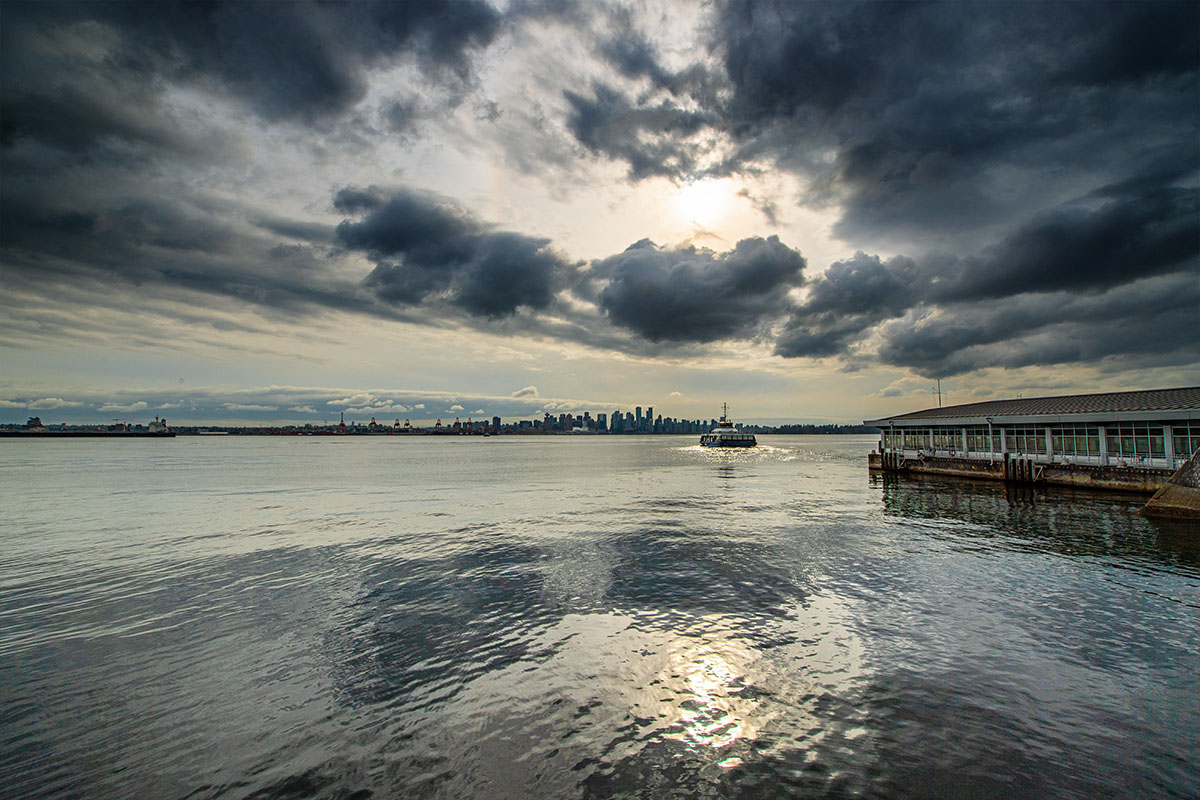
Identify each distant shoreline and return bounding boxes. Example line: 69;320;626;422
0;430;176;438
1;426;877;438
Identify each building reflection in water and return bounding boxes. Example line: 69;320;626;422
872;473;1200;566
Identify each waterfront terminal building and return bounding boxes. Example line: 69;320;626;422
865;387;1200;492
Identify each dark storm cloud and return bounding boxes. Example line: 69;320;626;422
0;177;375;323
1;0;502;156
558;1;958;183
718;0;920;119
595;6;673;90
336;187;573;317
937;189;1199;302
715;0;1199;241
567;3;731;182
252;216;336;245
564;84;713;180
562;1;1197;246
3;158;801;353
1;0;578;338
774;252;919;358
593;236;806;342
775;183;1199;364
2;0;1196;380
383;97;422;135
332;187;389;215
0;76;198;158
1053;1;1200;86
875;274;1200;377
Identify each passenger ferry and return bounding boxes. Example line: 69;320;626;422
700;404;757;447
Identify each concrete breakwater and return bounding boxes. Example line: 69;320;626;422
869;450;1171;493
1142;450;1200;519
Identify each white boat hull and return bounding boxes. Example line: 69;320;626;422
700;404;756;447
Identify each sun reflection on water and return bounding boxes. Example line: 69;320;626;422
660;638;758;751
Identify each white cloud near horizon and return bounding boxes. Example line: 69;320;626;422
97;401;147;412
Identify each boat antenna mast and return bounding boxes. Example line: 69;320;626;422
722;402;729;422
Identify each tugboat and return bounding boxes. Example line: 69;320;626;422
699;404;757;447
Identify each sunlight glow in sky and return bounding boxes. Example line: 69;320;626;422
673;180;737;230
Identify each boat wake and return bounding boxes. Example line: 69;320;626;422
678;443;797;462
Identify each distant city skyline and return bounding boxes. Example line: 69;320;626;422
0;385;852;428
2;1;1197;424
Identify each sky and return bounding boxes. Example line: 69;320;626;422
1;0;1198;426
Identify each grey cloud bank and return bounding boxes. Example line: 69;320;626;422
1;0;501;135
777;188;1200;374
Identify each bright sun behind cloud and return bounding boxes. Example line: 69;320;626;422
672;179;737;229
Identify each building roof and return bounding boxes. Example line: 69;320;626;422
866;386;1200;425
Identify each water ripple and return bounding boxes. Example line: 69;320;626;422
1;435;1197;798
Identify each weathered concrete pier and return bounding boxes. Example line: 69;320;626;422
869;449;1172;492
1143;449;1200;518
866;387;1200;504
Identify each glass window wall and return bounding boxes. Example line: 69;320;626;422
1169;421;1200;461
932;426;960;451
901;427;929;449
890;418;1194;462
1050;424;1101;457
1106;423;1165;460
1005;425;1047;455
966;425;1000;453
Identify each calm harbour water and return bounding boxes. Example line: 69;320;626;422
1;435;1197;799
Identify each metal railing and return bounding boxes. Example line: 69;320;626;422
881;446;1181;470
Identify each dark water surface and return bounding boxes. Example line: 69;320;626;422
2;435;1197;799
